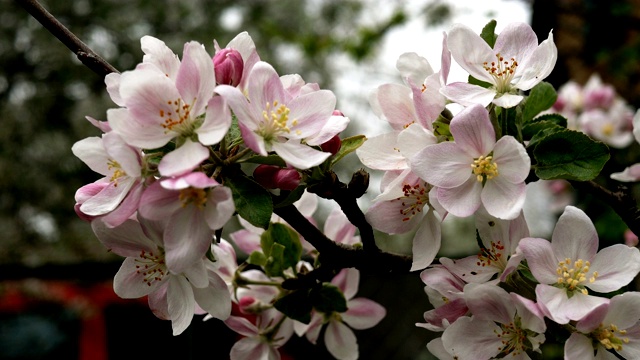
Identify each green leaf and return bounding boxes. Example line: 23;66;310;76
522;119;565;140
310;283;348;314
480;20;497;48
331;135;366;166
433;120;452;141
274;289;313;324
533;130;610;181
260;222;303;275
223;172;273;229
522;82;557;124
264;243;286;277
247;251;267;266
530;113;567;128
244;154;287;167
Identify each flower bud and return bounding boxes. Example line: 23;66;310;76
320;134;342;155
348;168;369;198
253;164;300;191
213;48;244;86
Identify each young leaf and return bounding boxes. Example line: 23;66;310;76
264;242;286;277
274;289;313;324
247;250;267;267
223;172;273;229
522;82;557;124
480;19;497;48
260;222;303;274
331;135;366;166
310;283;348;314
533;130;610;181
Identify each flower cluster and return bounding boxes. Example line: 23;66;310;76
70;18;640;360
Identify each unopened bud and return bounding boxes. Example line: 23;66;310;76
213;48;244;86
320;134;342;155
348;168;369;198
253;164;300;191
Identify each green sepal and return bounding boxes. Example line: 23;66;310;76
310;283;348;314
264;243;286;277
223;171;273;229
533;129;610;181
331;135;366;166
522;82;557;124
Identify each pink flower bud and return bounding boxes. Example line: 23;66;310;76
253;165;300;191
584;85;615;110
320;134;342;155
625;229;639;247
238;296;258;314
213;48;244;86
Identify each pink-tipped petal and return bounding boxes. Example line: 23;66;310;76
198;95;232;145
325;321;358;360
342;298;386;330
158;140;209;177
551;206;599;263
449;104;496;157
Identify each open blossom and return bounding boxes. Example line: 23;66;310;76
565;292;640;360
91;215;231;335
107;37;232;176
440;208;529;283
365;169;442;271
138;171;235;274
225;309;294;360
72;132;144;227
411;103;530;220
297;269;386;360
580;99;634;148
519;206;640;324
215;61;337;169
416;265;468;332
440;283;546;360
441;22;556;108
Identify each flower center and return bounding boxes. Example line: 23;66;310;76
593;323;629;352
179;188;208;209
555;258;598;295
160;98;197;135
483;53;518;93
135;249;167;286
476;240;506;269
601;123;614;137
259;101;299;142
107;159;127;185
471;155;498;183
495;318;528;357
396;182;431;222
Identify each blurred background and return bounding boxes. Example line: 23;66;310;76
1;0;639;359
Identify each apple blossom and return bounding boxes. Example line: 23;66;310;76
91;215;231;335
138;171;235;274
416;265;468;332
215;61;337;169
518;206;640;324
564;292;640;360
225;309;294;360
440;283;546;360
442;22;556;108
411;103;530;220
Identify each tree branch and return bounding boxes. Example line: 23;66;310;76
274;204;412;277
570;180;640;236
15;0;119;77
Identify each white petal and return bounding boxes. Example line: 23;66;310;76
167;276;196;335
324;321;358;360
271;141;330;169
440;82;496;107
158;139;209;177
410;208;442;271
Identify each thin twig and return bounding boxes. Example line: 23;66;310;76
15;0;119;77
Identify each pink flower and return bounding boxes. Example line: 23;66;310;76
72;132;144;227
91;215;231;335
225;309;294;360
519;206;640;324
215;61;337;169
365;169;442;270
565;292;640;360
411;104;530;219
441;283;546;360
416;265;468;332
108;39;231;176
441;22;556;108
138;171;235;274
297;269;386;360
440;208;529;283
